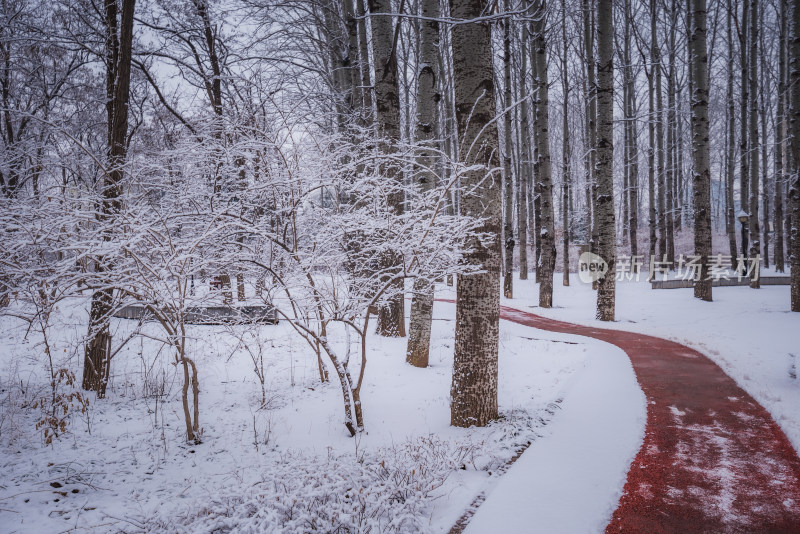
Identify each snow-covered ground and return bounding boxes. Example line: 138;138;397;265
1;290;642;533
0;270;795;533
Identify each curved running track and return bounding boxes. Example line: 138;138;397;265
479;302;800;532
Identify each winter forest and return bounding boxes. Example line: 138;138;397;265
1;0;799;531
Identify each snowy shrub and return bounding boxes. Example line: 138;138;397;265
146;437;475;533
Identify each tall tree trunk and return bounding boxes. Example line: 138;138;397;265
406;0;440;368
562;0;571;286
449;0;501;427
368;0;406;336
653;0;667;261
740;0;749;237
595;0;615;321
665;0;677;266
690;0;712;301
725;1;738;267
623;0;638;258
83;0;136;397
759;2;769;270
748;0;760;289
789;0;800;311
502;0;515;298
775;0;786;273
584;0;599;284
533;0;556;307
647;41;657;261
518;24;531;280
356;0;373;119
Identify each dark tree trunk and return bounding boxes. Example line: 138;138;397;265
595;0;615;321
83;0;136;397
690;0;712;301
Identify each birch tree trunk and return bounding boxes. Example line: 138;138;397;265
561;0;571;286
652;0;667;261
406;0;440;368
533;0;556;308
690;0;712;301
665;0;677;266
789;0;800;311
449;0;501;427
775;0;786;273
740;0;749;230
725;1;738;267
623;0;638;258
368;0;406;336
502;0;515;299
595;0;615;321
518;25;531;280
748;0;761;289
583;0;598;281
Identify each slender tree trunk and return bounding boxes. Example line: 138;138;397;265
740;0;750;231
726;2;738;267
83;0;136;397
518;25;531;280
665;0;677;266
653;0;667;261
449;0;501;427
502;0;515;298
562;0;571;286
789;0;800;311
748;0;760;289
584;0;599;285
595;0;615;321
369;0;406;335
690;0;712;301
775;0;786;273
647;47;657;261
532;0;556;307
406;0;440;368
758;1;769;270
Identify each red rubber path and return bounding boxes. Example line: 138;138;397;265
492;303;800;533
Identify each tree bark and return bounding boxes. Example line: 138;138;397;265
561;0;571;286
406;0;440;368
725;0;738;267
502;0;515;299
789;0;800;311
775;0;787;273
83;0;136;397
533;0;555;307
368;0;406;336
595;0;615;321
518;24;531;280
652;0;667;261
748;0;760;289
449;0;501;427
690;0;712;301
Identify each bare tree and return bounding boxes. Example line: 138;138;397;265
449;0;501;428
790;0;800;311
595;0;615;321
533;0;556;307
747;0;761;289
406;0;440;368
689;0;711;301
775;0;787;273
369;0;406;336
82;0;136;396
502;0;515;299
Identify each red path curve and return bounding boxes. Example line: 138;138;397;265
457;301;800;532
